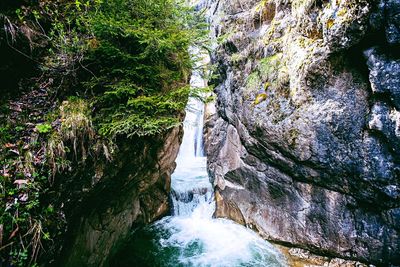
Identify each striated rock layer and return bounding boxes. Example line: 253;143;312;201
203;0;400;265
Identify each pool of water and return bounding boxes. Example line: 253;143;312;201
111;152;287;267
111;202;286;267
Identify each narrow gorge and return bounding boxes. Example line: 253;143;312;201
0;0;399;266
109;70;286;266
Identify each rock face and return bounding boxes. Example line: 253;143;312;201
203;0;400;265
57;126;182;267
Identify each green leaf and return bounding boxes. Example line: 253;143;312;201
36;123;52;134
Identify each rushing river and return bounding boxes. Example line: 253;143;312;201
111;54;287;267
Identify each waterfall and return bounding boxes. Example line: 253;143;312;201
175;98;206;164
170;47;210;216
170;100;211;215
161;50;287;266
171;78;211;215
111;49;287;267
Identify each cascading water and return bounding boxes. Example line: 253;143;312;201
111;53;287;267
171;59;210;216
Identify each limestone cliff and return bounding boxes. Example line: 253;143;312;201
204;0;400;265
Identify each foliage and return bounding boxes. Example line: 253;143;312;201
1;0;207;266
47;97;113;179
36;123;52;134
83;0;207;137
99;86;190;137
230;53;245;65
0;156;61;266
0;124;12;144
0;96;64;265
31;0;207;137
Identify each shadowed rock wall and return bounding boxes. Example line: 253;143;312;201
58;126;183;267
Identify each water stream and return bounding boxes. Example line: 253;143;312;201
111;54;287;267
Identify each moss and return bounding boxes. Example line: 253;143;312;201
245;72;262;97
326;18;334;29
230;52;245;65
244;53;291;105
259;53;282;78
255;0;270;13
216;31;236;45
337;7;347;17
258;53;289;91
36;123;52;134
298;36;315;48
323;0;370;34
0;123;12;145
263;18;280;42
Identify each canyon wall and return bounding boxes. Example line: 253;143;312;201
58;127;182;267
204;0;400;265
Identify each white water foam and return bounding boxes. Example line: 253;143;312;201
156;206;286;267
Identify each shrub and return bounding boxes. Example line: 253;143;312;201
83;0;207;137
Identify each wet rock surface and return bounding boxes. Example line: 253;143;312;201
203;0;400;265
277;245;373;267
